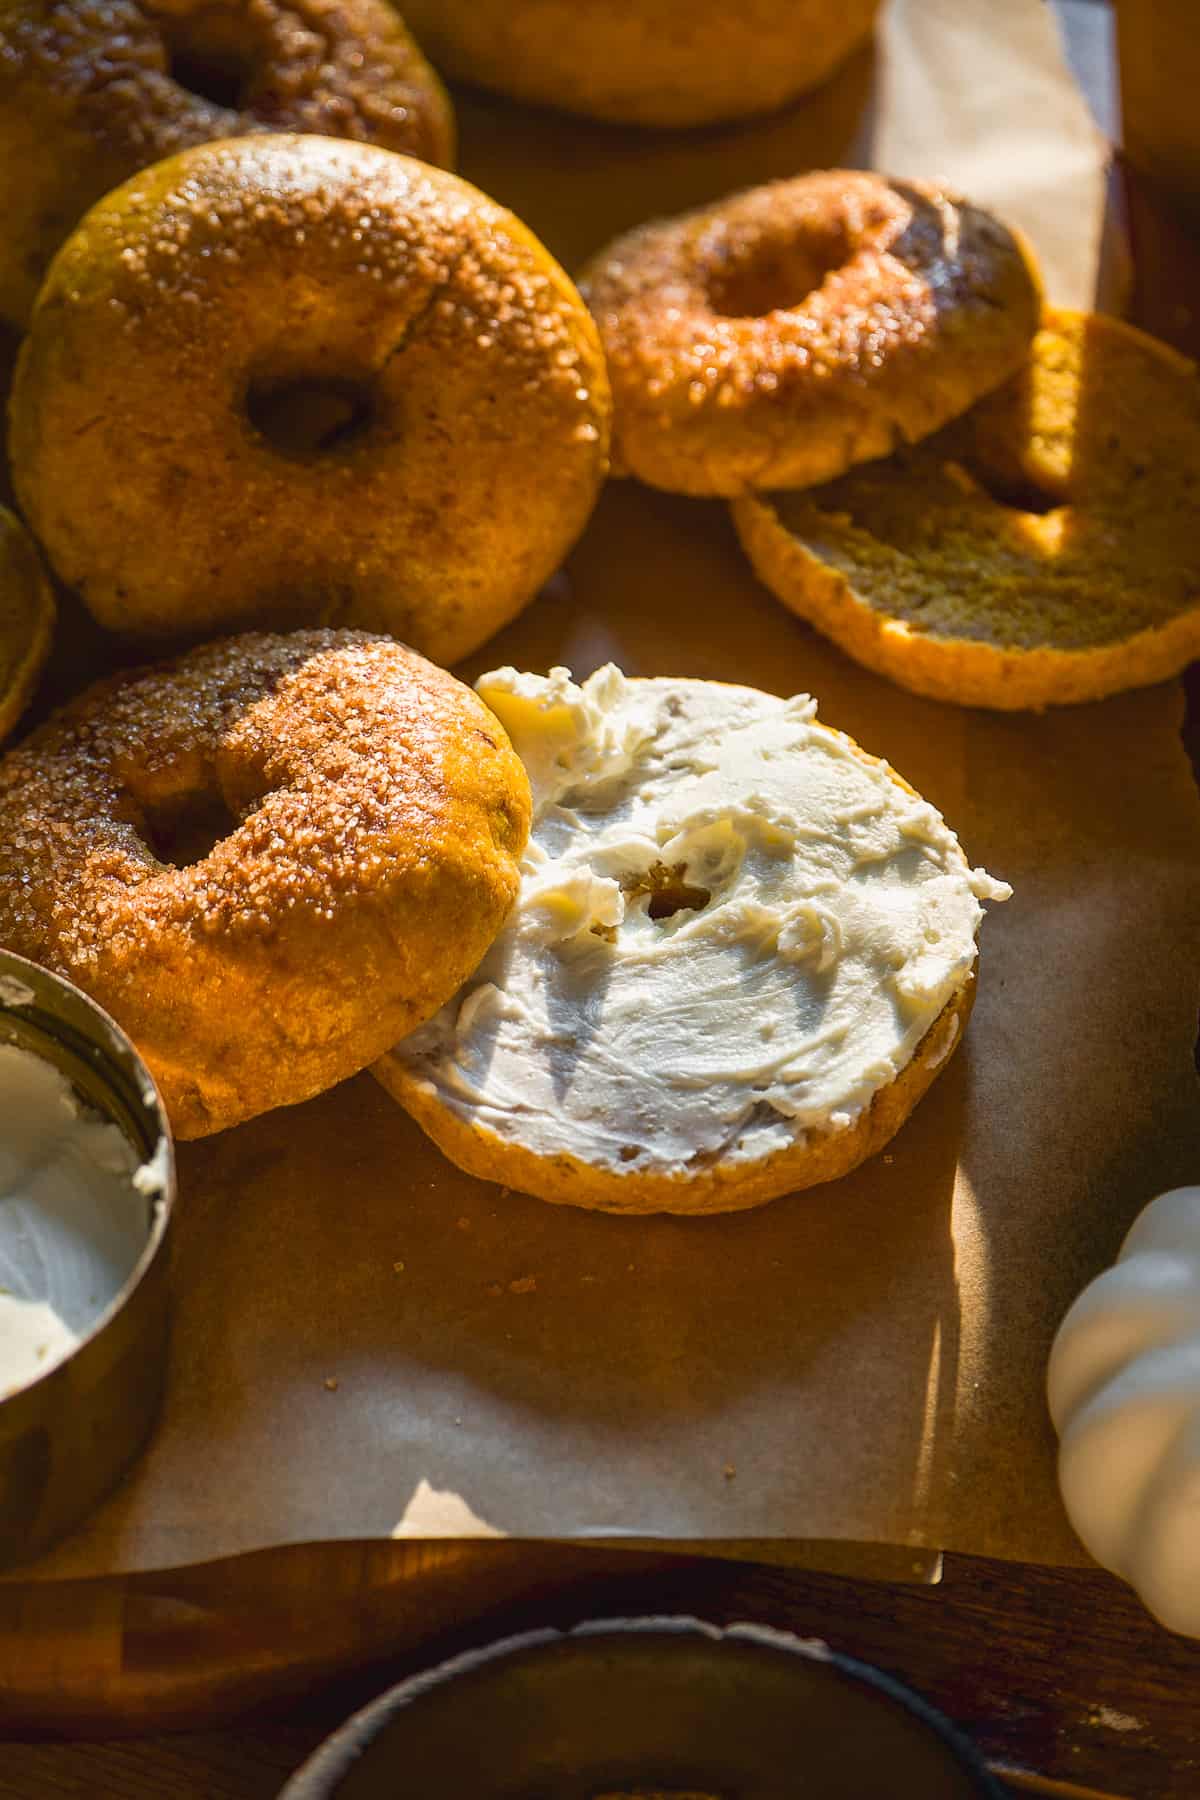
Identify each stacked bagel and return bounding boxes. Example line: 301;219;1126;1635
580;175;1200;709
11;0;1180;1215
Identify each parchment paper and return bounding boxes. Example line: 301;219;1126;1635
15;0;1199;1582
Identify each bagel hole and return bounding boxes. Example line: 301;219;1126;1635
647;881;712;920
141;789;239;869
708;237;846;318
246;377;377;457
624;861;712;922
162;21;255;111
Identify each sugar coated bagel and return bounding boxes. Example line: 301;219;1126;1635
0;631;531;1139
0;0;454;327
10;135;611;663
400;0;880;128
581;171;1042;496
732;309;1200;709
376;666;1009;1216
0;505;55;745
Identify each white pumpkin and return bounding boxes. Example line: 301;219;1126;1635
1049;1186;1200;1636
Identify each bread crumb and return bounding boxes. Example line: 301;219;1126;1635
723;1463;736;1480
456;1217;472;1231
324;1377;340;1392
393;1260;405;1273
1085;1705;1143;1733
509;1274;537;1294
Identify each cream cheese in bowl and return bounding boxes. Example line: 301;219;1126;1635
0;949;173;1567
0;1043;161;1400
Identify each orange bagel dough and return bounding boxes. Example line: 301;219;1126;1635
0;0;455;327
400;0;881;128
581;171;1041;496
10;136;611;664
0;631;532;1139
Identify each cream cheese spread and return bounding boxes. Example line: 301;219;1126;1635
394;667;1010;1178
0;1044;154;1399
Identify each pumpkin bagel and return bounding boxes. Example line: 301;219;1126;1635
733;310;1200;709
581;171;1041;497
0;0;455;328
0;631;531;1139
10;135;611;663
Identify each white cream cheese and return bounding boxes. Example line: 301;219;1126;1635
0;1044;154;1399
394;667;1010;1177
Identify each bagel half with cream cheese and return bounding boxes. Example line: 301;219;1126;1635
375;666;1008;1215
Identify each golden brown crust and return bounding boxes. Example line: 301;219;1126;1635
0;506;55;744
10;134;611;664
401;0;880;128
732;308;1200;709
0;630;532;1139
0;0;455;326
580;172;1042;497
375;979;974;1216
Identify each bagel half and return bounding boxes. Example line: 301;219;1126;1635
376;666;1008;1215
732;310;1200;709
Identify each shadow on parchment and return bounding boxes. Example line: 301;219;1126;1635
164;1038;963;1551
948;682;1200;1564
451;44;876;281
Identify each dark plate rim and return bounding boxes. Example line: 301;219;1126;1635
278;1612;1007;1798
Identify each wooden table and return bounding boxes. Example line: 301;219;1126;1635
5;1542;1200;1798
5;5;1200;1797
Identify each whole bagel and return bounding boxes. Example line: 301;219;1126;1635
0;630;531;1139
400;0;881;128
0;0;455;328
10;135;611;663
581;171;1042;496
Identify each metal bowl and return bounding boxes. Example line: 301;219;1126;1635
278;1616;1004;1798
0;947;174;1568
